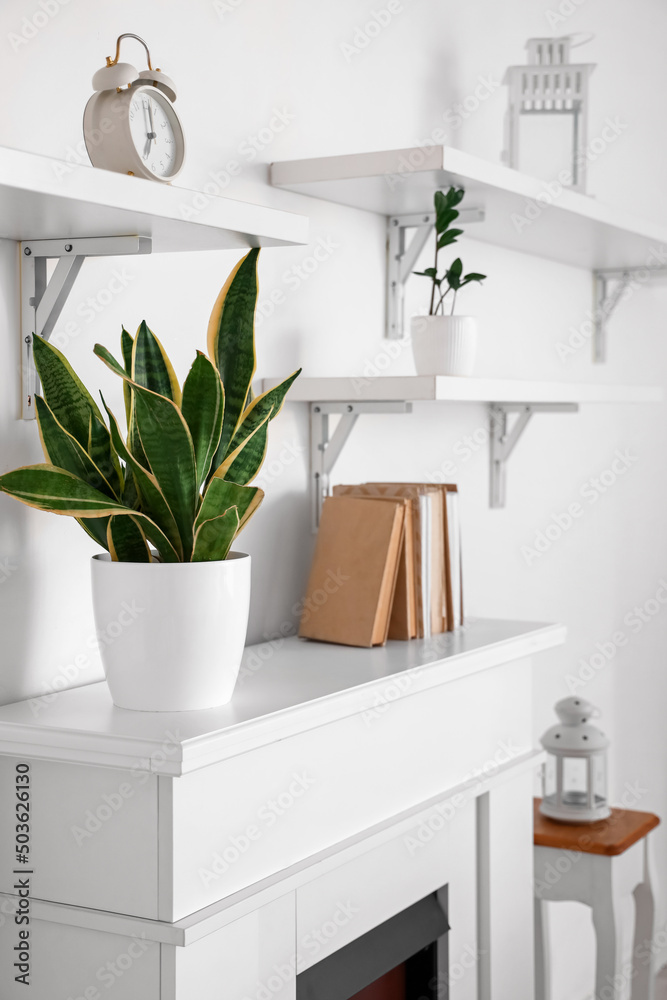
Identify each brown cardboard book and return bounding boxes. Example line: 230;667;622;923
443;483;463;628
364;483;446;636
299;495;405;648
333;486;416;640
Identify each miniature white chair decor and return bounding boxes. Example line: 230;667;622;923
503;35;596;192
540;696;610;823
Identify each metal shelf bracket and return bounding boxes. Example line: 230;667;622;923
489;402;578;508
593;266;667;363
310;400;412;530
20;235;152;420
386;207;484;340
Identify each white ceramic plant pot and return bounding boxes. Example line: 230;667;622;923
91;551;251;712
410;315;478;376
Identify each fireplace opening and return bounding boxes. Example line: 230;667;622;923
297;890;449;1000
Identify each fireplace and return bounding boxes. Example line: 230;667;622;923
297;891;449;1000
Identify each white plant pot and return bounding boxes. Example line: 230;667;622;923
91;551;251;712
410;315;478;376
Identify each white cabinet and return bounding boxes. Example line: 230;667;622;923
0;619;564;999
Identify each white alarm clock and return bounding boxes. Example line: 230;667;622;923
83;33;185;182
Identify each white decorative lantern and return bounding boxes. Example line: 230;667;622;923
540;696;610;823
503;36;595;193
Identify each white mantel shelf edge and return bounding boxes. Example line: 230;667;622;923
0;619;564;775
261;375;663;404
0;748;545;947
0;145;308;251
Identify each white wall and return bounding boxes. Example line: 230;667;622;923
1;0;666;995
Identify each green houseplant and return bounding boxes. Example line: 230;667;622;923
0;248;299;711
411;186;486;377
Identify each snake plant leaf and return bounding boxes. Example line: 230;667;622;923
132;389;197;561
35;396;117;499
103;398;184;560
208;369;300;486
94;343;132;380
107;515;151;562
33;335;121;496
226;369;300;457
211;408;273;484
132;321;182;405
191;506;240;562
181;352;224;490
93;343;146;470
121;327;134;427
225;421;270;486
76;516;111;551
197;478;264;533
95;350;198;556
121;469;139;510
207;248;259;467
0;465;131;516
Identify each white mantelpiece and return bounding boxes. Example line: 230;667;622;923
0;618;565;1000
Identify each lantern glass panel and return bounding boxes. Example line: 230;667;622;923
562;756;588;807
543;754;557;800
592;753;607;806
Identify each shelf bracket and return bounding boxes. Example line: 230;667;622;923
386;207;485;340
310;401;412;531
593;266;667;363
20;235;152;420
489;402;578;508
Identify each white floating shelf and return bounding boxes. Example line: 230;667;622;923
0;619;564;775
263;375;662;516
262;375;663;405
0;145;308;252
271;145;666;271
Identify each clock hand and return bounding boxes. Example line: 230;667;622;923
148;100;157;144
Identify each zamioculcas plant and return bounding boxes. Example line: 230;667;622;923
414;186;486;314
0;248;299;564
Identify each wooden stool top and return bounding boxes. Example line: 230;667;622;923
534;799;660;856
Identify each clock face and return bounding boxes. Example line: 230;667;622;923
128;88;183;179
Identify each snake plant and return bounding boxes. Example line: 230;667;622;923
0;249;300;563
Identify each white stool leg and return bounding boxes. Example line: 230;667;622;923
534;896;551;1000
631;837;656;1000
592;856;627;1000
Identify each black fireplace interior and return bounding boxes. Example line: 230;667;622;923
296;890;449;1000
